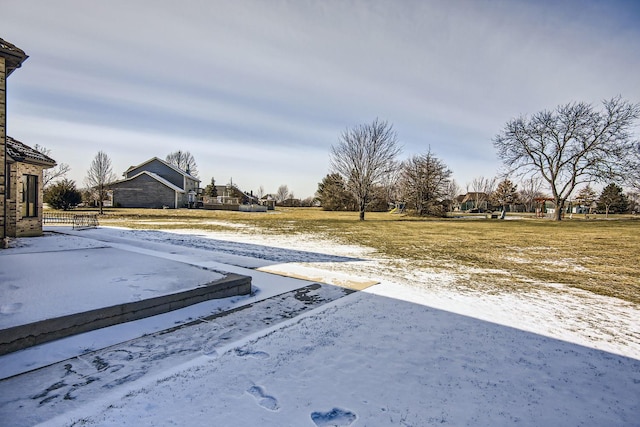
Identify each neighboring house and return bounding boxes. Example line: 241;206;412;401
457;192;490;212
2;38;29;243
259;195;276;210
5;136;56;237
110;157;200;208
203;184;254;206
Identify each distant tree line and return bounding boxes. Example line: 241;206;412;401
319;97;639;220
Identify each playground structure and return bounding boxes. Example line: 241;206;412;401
389;202;406;214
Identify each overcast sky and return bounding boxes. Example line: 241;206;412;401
2;0;639;198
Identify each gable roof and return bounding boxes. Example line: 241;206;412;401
125;157;200;182
460;192;488;203
6;136;56;167
111;171;185;193
0;38;28;76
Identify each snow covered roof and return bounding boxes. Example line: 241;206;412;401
0;38;28;76
6;136;56;167
111;171;185;193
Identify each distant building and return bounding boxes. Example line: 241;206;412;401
110;157;200;208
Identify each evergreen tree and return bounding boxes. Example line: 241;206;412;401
44;179;82;210
316;174;355;211
490;179;519;212
574;185;597;216
597;183;628;217
204;177;218;197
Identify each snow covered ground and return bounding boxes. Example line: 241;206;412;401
1;224;639;426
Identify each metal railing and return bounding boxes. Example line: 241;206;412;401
43;212;99;229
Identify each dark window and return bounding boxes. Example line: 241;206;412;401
22;174;38;217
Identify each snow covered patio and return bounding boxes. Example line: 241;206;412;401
0;225;639;426
0;234;251;355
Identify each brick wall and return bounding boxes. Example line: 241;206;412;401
1;57;6;240
7;162;45;237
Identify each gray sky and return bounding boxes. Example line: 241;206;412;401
2;0;639;198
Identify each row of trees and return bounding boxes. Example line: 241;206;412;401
322;97;639;221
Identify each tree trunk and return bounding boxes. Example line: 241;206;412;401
554;198;564;221
359;198;366;221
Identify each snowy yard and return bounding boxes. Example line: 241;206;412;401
1;225;639;426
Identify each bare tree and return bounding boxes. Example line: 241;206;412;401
330;118;401;220
166;150;199;177
629;142;640;192
466;176;496;211
85;151;116;214
256;185;265;200
518;176;544;213
494;96;640;220
445;179;461;212
34;144;70;188
276;185;290;203
400;149;452;216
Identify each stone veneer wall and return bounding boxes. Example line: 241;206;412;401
6;162;45;237
1;57;6;240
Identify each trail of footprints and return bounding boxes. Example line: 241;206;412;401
239;349;356;426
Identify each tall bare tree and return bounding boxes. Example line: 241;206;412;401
85;151;116;214
494;96;640;220
276;185;291;204
518;176;544;213
166;150;199;177
400;149;452;216
34;144;70;188
330;119;401;220
445;179;461;212
467;176;496;211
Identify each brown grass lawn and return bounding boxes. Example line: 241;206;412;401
73;207;640;304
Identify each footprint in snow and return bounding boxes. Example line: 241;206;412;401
235;349;270;359
0;302;22;314
311;408;357;427
246;385;279;411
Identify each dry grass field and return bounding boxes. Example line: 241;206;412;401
83;207;640;304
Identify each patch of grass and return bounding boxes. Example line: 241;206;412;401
59;207;640;304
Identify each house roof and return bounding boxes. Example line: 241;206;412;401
460;192;487;203
111;171;185;193
0;38;28;77
125;157;200;182
6;136;56;167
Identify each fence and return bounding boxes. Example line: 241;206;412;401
43;212;99;230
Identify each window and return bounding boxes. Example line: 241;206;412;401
22;174;38;217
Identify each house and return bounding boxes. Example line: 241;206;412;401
457;192;490;212
202;182;266;212
5;136;56;237
259;195;276;210
2;38;30;244
110;157;200;208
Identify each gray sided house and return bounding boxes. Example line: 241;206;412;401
110;157;200;209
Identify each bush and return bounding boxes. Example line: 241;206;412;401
44;179;83;210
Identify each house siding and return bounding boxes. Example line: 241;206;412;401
127;159;183;189
112;173;179;208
